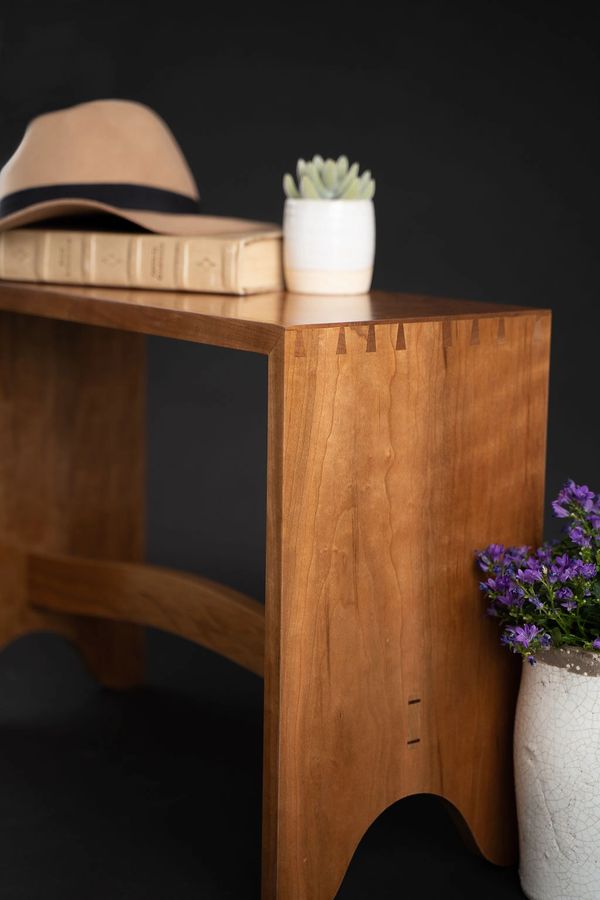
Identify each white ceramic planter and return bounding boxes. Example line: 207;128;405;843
283;198;375;295
514;647;600;900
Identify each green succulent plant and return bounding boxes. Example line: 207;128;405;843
283;155;375;200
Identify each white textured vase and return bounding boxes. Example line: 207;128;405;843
514;647;600;900
282;198;375;295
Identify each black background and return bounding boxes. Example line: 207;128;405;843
0;2;598;897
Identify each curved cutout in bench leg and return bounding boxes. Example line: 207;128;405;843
439;794;517;866
296;789;517;900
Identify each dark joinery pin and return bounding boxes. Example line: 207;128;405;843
396;323;407;350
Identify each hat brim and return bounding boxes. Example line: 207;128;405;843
0;197;281;237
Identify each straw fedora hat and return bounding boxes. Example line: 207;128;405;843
0;99;279;236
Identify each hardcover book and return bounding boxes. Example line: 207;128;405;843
0;226;283;295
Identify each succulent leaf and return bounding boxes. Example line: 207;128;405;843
299;174;320;198
337;162;360;195
339;178;362;199
361;178;376;200
355;170;372;199
283;173;300;198
304;160;321;184
321;158;338;190
284;155;375;200
305;162;331;198
336;155;349;177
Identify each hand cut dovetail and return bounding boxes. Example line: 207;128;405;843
395;323;406;350
366;324;376;352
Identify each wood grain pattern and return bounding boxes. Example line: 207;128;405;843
0;286;552;899
0;311;144;687
263;312;551;899
26;548;265;676
0;282;545;353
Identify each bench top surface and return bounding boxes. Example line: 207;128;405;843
0;281;550;353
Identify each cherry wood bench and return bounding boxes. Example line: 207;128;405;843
0;283;551;899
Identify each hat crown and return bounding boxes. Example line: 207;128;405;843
0;99;199;200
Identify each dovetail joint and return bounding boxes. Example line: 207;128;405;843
366;325;376;353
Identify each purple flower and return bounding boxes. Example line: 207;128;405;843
476;544;505;572
505;545;531;565
490;575;512;592
487;543;505;561
561;600;577;612
549;556;596;582
552;500;570;518
501;588;526;608
517;561;543;583
478;570;527;610
568;525;591;548
554;553;572;568
512;623;542;648
573;561;597;580
535;544;555;564
553;557;570;578
475;477;600;665
554;478;597;512
553;479;597;517
501;628;515;646
571;483;596;511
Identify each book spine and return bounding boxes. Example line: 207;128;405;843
0;231;247;294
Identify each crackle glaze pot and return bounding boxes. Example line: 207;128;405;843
514;647;600;900
282;198;375;295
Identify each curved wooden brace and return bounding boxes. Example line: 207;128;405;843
27;550;265;676
0;542;145;688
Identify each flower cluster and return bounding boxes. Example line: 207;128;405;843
476;480;600;666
